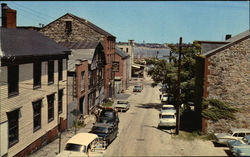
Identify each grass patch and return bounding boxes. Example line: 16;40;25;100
174;130;215;141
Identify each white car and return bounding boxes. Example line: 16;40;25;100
56;133;105;157
114;100;130;112
160;104;176;114
158;112;176;128
214;128;250;145
161;94;168;102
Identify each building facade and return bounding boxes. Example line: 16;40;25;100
39;13;116;99
0;4;70;156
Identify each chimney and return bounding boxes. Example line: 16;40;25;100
128;40;135;46
1;3;17;28
225;34;232;40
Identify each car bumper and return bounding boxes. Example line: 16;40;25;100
158;122;176;127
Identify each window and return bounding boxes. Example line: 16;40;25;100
47;94;55;123
58;59;63;81
126;48;128;52
58;89;63;114
8;65;19;96
48;60;54;84
65;21;72;33
33;100;42;132
7;109;19;147
81;71;85;91
33;62;41;89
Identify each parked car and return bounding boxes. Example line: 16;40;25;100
228;135;250;156
158;112;176;129
214;128;250;145
114;100;130;112
133;85;143;92
96;107;119;127
235;147;250;156
56;133;105;157
161;94;168;102
90;123;118;148
160;104;176;114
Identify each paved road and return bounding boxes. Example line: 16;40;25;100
104;76;228;156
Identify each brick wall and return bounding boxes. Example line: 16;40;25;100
204;37;250;133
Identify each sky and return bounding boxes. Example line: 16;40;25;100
1;1;249;44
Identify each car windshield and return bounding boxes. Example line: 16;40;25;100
100;111;114;118
162;115;175;119
92;126;109;133
135;86;141;89
65;143;82;152
118;101;128;104
162;107;175;110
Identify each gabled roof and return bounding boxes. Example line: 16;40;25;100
43;13;115;38
59;41;100;49
0;28;70;58
204;30;250;57
115;47;129;59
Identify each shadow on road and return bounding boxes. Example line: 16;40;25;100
135;103;162;111
143;125;173;135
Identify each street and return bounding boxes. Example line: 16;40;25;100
105;76;227;156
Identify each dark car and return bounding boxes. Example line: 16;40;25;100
133;85;143;92
90;123;118;148
96;107;119;127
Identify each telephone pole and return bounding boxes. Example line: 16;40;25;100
176;37;182;135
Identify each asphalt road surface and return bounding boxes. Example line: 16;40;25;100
104;76;227;156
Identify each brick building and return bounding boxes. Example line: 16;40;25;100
196;30;250;133
114;47;130;95
60;41;106;128
0;4;70;156
39;13;116;100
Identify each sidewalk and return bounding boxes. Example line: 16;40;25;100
30;115;96;157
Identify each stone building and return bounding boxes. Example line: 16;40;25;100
39;13;116;99
60;41;106;128
0;4;70;156
198;30;250;133
114;47;130;96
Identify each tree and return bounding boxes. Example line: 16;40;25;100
148;42;200;105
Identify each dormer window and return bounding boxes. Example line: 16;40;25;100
65;21;72;33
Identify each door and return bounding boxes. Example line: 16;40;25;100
80;96;85;114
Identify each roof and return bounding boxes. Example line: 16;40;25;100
66;133;98;146
67;13;115;38
115;47;129;59
161;112;175;115
0;28;70;58
162;105;175;108
60;41;101;71
204;30;250;57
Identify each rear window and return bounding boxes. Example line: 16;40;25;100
118;101;128;104
162;115;175;119
65;143;83;152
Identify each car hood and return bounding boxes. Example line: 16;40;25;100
228;140;244;147
214;133;231;138
56;151;87;157
161;110;176;114
160;118;176;123
115;104;128;108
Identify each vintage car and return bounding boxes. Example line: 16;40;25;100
96;107;119;127
114;100;130;112
133;85;143;92
90;123;118;148
214;128;250;145
235;147;250;156
56;133;105;157
228;135;250;155
160;104;176;114
158;112;176;129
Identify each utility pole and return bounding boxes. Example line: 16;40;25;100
176;37;182;135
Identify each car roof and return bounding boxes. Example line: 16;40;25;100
66;133;98;146
161;112;175;115
162;105;174;108
230;128;250;133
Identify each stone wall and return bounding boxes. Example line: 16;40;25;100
39;14;105;43
206;37;250;133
